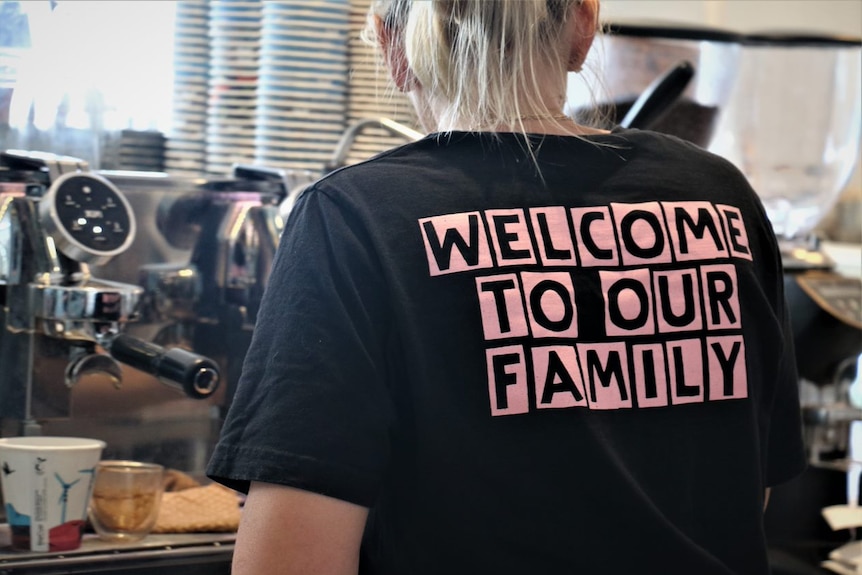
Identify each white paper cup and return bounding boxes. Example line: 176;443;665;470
0;437;106;551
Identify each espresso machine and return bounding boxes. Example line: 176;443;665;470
130;118;421;406
116;165;287;410
0;150;221;431
0;149;271;481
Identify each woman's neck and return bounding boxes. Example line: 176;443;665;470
445;115;610;136
465;116;610;136
411;89;610;136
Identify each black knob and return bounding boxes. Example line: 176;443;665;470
109;334;220;399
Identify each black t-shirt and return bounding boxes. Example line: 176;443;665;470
207;129;806;575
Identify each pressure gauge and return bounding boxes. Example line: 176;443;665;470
38;172;136;265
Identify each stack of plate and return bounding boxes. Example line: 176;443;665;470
116;130;166;172
206;0;263;176
166;1;210;177
254;0;351;174
345;0;419;167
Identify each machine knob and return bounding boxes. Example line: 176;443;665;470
108;334;220;399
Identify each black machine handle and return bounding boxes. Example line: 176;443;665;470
620;60;695;130
109;334;220;399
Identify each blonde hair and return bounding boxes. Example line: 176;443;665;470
367;0;583;131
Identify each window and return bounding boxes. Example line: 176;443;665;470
0;0;175;167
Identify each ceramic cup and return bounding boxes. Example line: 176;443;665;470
0;436;106;551
88;460;164;543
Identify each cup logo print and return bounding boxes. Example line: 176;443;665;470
55;473;82;523
419;200;753;416
4;466;97;539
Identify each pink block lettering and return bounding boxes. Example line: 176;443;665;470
662;201;729;262
485;209;537;267
600;269;655;337
521;272;578;339
529;207;578;266
420;212;494;275
476;274;529;340
571;207;619;267
631;343;669;408
667;339;705;405
532;346;588;409
707;336;748;400
716;204;753;261
700;264;741;330
487;345;529;416
577;342;632;410
653;268;703;333
611;202;673;266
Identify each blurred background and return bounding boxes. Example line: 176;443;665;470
0;2;859;573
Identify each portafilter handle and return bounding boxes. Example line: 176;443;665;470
108;334;220;399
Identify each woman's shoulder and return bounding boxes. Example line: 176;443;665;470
612;128;737;167
612;128;753;186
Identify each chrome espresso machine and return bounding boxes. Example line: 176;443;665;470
0;149;289;479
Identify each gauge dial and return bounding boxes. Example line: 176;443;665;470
38;172;136;265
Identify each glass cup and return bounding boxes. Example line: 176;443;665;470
0;436;106;552
88;461;164;543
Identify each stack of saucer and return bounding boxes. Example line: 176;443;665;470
345;0;419;167
117;130;167;172
254;0;351;174
165;1;210;177
206;0;263;176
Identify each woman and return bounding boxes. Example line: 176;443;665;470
207;1;806;574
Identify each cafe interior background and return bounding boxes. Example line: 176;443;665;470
0;1;860;574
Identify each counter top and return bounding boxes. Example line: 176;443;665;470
0;526;234;575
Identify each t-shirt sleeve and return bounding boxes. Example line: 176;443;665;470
206;186;395;507
765;298;807;486
749;190;807;487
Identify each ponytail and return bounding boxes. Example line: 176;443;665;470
370;0;582;131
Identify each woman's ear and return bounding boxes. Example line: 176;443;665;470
374;14;418;92
568;0;599;72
